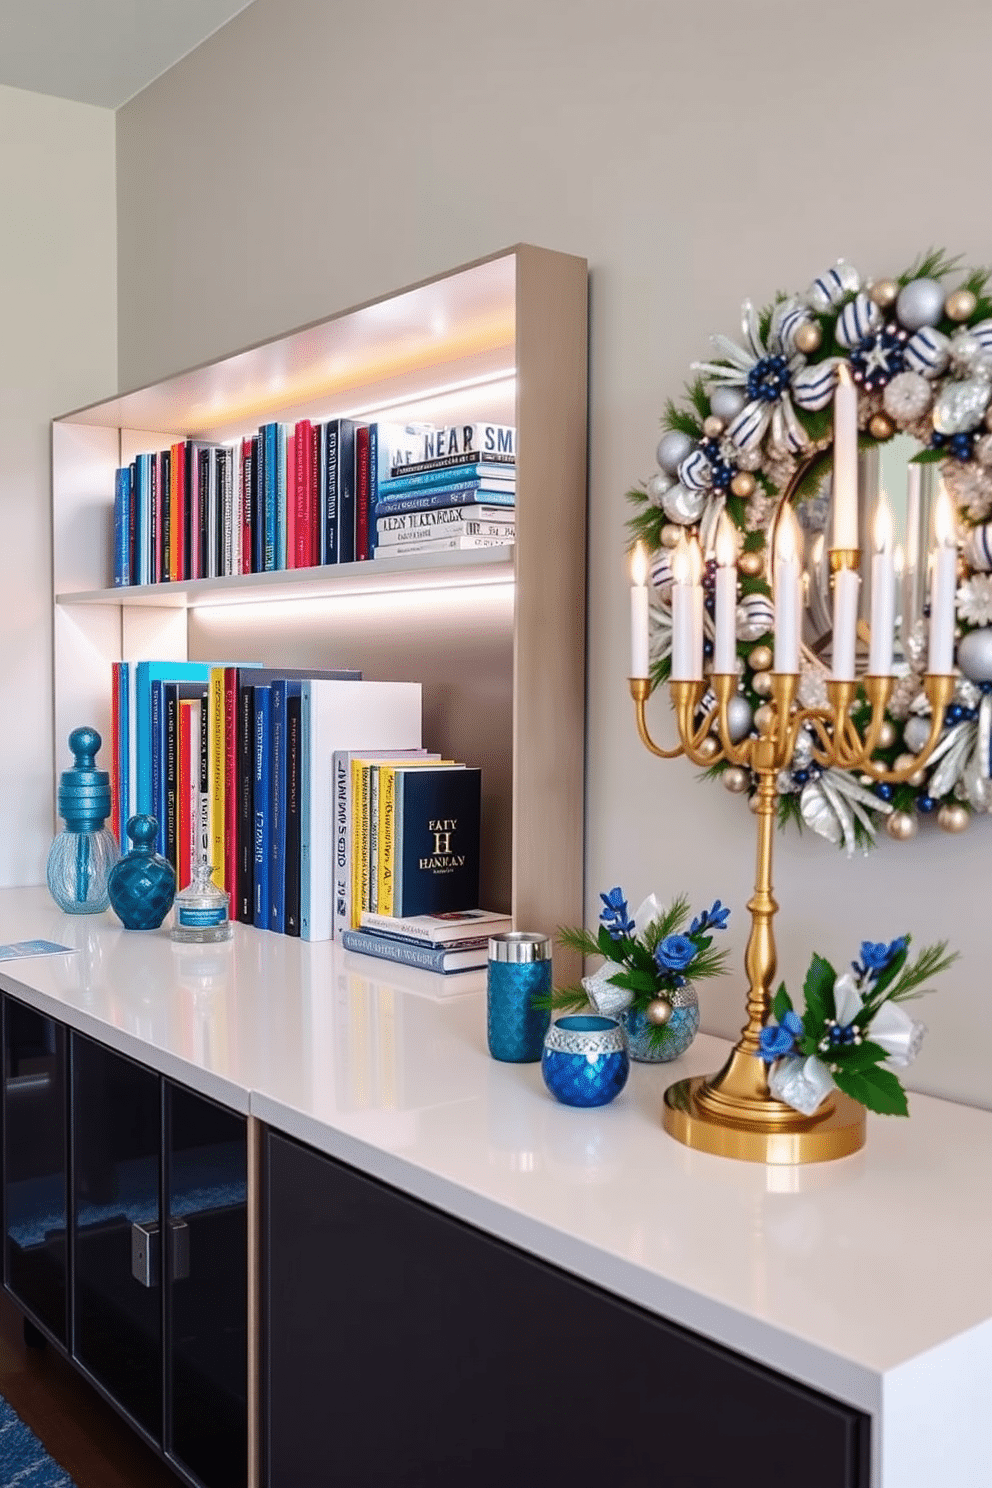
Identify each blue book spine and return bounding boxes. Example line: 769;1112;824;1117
373;485;515;516
136;453;152;585
113;467;132;586
263;423;278;572
253;686;272;928
341;929;477;974
117;661;130;836
379;466;516;497
269;680;288;933
276;424;288;571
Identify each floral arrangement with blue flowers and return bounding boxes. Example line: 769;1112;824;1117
546;888;731;1053
759;934;957;1117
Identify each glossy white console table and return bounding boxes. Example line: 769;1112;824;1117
0;887;988;1488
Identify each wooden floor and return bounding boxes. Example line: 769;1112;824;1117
0;1290;178;1488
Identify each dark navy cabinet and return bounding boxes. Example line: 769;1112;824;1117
264;1131;870;1488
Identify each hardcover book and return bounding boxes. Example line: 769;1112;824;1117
393;766;481;917
376;505;516;535
419;423;516;462
341;928;488;975
358;908;511;945
371;484;515;517
378;465;516;497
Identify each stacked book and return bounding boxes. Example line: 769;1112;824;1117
373;422;515;561
343;910;511;975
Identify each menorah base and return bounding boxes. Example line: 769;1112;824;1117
662;1076;866;1164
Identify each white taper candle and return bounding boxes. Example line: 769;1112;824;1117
629;543;650;679
832;362;859;551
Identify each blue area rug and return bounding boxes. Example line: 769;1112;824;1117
0;1394;76;1485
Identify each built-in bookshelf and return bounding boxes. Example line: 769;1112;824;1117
51;244;588;978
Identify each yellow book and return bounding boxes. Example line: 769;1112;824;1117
377;759;452;916
350;757;369;929
209;666;226;890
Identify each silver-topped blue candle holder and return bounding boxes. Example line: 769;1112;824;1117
487;932;552;1063
541;1015;629;1108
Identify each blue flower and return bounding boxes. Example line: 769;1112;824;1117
690;899;731;935
758;1010;804;1064
857;936;909;979
599;887;635;940
655;934;697;973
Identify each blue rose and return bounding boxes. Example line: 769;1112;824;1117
599;887;635;940
758;1009;804;1064
690;899;731;935
655;934;697;973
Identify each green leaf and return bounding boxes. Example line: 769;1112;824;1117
597;924;619;960
827;1040;889;1073
910;448;945;465
887;940;959;1002
832;1064;909;1117
771;982;793;1022
556;925;601;959
802;954;836;1033
662;399;703;439
869;942;909;1000
607;968;659;996
685;377;710;422
538;984;589;1012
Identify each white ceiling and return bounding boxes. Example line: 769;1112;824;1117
0;0;257;109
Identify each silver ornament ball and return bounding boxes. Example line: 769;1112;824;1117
724;694;754;743
902;715;932;753
709;386;747;423
938;802;970;833
896;277;947;332
877;720;897;750
957;626;992;682
722;765;750;794
885;809;919;841
656;430;694;477
646;471;673;506
645;997;673;1027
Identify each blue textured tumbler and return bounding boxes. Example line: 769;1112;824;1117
487;932;552;1062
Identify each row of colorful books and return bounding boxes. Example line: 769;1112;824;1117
112;421;516;586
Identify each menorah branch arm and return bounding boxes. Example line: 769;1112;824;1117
710;671;754;767
629;677;685;759
865;674;956;783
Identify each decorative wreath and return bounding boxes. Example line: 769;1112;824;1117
628;250;992;852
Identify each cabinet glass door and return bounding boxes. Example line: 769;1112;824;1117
2;997;67;1344
165;1084;247;1488
72;1032;162;1444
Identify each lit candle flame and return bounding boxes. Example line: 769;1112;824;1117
715;514;736;568
775;503;802;565
672;532;690;585
631;541;648;587
934;485;956;548
874;494;893;554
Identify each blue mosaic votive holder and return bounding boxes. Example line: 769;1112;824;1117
487;932;552;1063
541;1015;629;1108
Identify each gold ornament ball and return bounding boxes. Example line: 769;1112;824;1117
751;670;773;698
661;523;682;548
698;735;720;762
869;413;895;440
748;791;762;814
794;321;822;354
703;415;725;439
893;753;926;789
730;471;757;498
748;644;773;672
753;702;775;732
885;809;919;841
645;997;673;1027
877;720;897;750
945;288;977;323
938;802;970;833
739;551;764;579
870;279;899;310
722;765;750;794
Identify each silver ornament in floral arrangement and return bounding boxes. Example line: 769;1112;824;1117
903;714;934;753
882;370;932;426
957;625;992;682
805;260;861;313
678;446;714;493
656;430;694;476
949;328;992;374
895;277;946;331
903;327;951;379
661;481;707;526
964;523;992;571
709;385;746;423
645;470;674;506
724;693;754;743
958;575;992;625
933;375;992;435
835;293;882;349
649;550;675;602
735;592;774;641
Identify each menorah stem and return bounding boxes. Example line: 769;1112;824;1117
741;747;779;1056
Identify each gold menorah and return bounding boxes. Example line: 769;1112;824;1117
629;664;955;1163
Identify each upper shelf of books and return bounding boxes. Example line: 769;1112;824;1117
58;252;517;442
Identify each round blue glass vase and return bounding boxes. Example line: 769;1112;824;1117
108;815;177;930
46;727;119;914
541;1015;629;1108
621;986;700;1063
487;932;552;1062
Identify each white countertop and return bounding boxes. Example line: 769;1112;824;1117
0;887;990;1451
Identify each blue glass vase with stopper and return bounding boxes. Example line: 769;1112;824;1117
46;727;120;914
108;814;177;929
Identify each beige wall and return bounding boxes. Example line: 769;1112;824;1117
0;85;117;883
117;0;992;1110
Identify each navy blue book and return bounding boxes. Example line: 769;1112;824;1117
113;466;132;587
325;418;356;564
394;766;481;917
323;420;339;565
253;685;272;928
284;687;303;936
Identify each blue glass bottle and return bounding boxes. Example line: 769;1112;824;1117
46;727;120;914
487;932;552;1062
108;814;177;929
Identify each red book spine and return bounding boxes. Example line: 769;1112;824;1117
178;700;194;890
310;421;321;565
224;666;238;905
355;425;370;562
285;429;297;571
295;419;312;569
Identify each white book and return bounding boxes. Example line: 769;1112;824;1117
375;534;514;558
359;909;512;945
300;681;422;942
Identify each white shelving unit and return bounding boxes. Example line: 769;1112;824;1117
51;244;588;974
